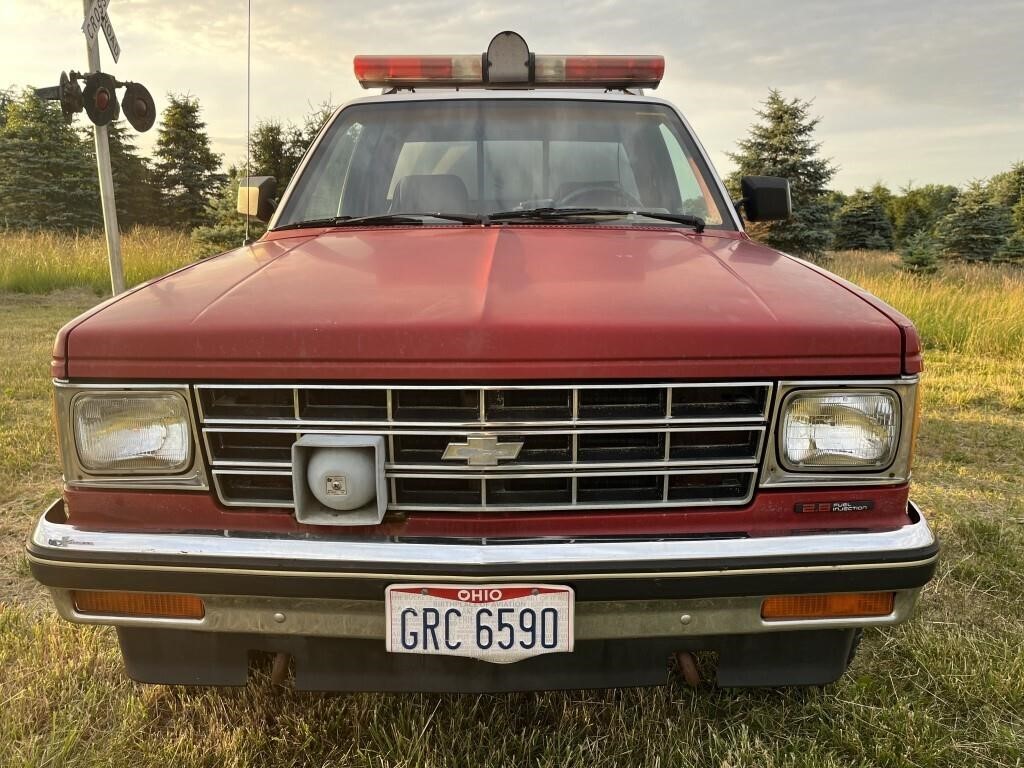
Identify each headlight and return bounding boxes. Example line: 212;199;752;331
73;392;192;473
780;390;900;471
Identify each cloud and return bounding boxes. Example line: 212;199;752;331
2;0;1021;191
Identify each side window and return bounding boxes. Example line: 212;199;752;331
292;122;362;220
387;142;478;201
549;141;640;202
658;124;721;224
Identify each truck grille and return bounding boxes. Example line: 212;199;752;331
196;383;771;512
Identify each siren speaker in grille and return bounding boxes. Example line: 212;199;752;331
291;434;387;525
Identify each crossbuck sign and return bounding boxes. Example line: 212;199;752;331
82;0;120;63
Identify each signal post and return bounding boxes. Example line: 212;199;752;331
83;0;125;295
37;2;154;296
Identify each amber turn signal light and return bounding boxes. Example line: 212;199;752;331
72;590;205;619
761;592;894;621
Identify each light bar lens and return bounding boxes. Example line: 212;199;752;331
353;54;663;88
762;592;895;621
73;590;205;619
354;55;483;87
780;390;900;470
534;55;665;86
73;392;191;473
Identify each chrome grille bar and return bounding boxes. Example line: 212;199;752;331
195;382;772;512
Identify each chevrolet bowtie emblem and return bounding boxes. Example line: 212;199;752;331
442;435;524;466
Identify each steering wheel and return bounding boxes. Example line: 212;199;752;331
555;183;644;209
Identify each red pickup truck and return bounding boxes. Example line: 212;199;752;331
29;33;936;691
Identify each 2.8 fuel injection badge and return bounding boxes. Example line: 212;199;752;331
795;500;875;514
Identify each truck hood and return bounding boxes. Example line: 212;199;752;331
58;227;913;380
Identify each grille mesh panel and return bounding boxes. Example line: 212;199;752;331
199;382;771;512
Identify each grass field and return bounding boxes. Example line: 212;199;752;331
1;243;1023;767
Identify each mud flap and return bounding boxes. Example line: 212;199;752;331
715;628;858;687
117;627;250;686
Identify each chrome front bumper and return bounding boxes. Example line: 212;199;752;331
29;500;937;640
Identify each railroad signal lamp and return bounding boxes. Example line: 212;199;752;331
58;71;84;123
83;72;120;127
121;82;156;132
33;71;84;124
37;71;155;131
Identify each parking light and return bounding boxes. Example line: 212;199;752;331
72;590;205;619
761;592;895;621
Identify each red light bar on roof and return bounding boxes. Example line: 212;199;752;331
353;31;664;90
353;55;483;88
534;55;665;88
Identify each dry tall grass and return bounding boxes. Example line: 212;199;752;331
828;250;1024;357
0;227;199;294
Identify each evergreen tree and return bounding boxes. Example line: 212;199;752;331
249;119;305;187
996;232;1024;264
0;88;13;130
191;165;266;255
298;99;337;148
727;90;836;258
986;162;1024;209
996;198;1024;264
153;94;224;229
97;120;160;229
900;230;941;273
1012;197;1024;234
889;183;959;245
0;89;99;231
833;189;894;250
936;181;1013;261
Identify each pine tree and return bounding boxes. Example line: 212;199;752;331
191;165;266;255
833;189;894;250
889;183;959;245
727;90;836;258
153;94;224;229
986;162;1024;209
996;198;1024;264
996;232;1024;264
0;88;13;130
900;230;941;273
249;120;305;188
96;120;160;229
0;89;99;231
298;100;337;148
936;181;1013;261
1012;197;1024;233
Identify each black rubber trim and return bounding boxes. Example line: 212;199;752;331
28;552;936;602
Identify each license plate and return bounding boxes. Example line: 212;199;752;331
385;584;574;663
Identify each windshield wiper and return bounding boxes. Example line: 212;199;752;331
489;207;705;232
273;212;485;231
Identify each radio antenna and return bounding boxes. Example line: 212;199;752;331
244;0;251;245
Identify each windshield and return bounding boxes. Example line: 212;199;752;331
276;99;731;229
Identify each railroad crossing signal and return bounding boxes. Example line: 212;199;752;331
82;0;120;63
33;1;157;296
39;71;155;132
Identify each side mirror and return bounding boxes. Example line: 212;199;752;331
237;176;277;222
740;176;791;222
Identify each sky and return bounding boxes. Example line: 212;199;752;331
2;0;1022;193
